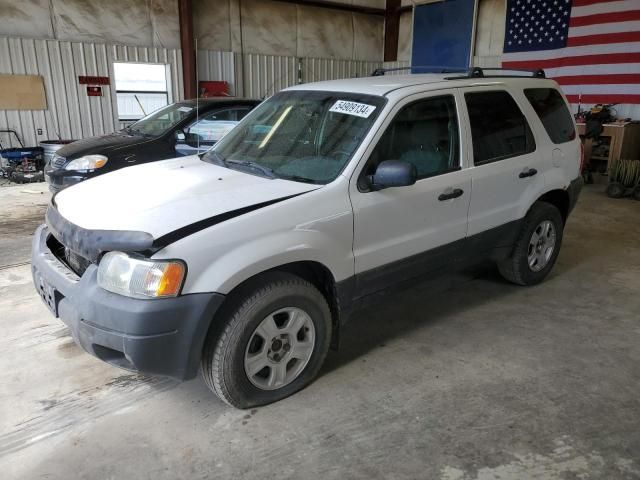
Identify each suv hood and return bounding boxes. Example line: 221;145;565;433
53;156;319;239
56;132;155;160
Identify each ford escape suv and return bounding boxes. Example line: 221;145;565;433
32;68;583;408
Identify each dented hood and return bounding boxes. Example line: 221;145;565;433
53;155;318;240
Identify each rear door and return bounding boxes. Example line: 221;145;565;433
350;90;472;298
460;87;545;245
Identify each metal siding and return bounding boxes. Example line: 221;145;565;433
303;57;381;83
196;50;237;96
0;37;183;146
239;53;298;99
381;60;410;75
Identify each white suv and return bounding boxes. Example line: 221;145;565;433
32;69;583;408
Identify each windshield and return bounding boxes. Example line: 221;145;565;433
124;103;194;137
202;91;385;184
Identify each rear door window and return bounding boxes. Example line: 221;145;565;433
524;88;576;144
465;91;535;165
186;108;251;145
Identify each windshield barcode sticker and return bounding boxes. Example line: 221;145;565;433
178;106;193;112
329;100;376;118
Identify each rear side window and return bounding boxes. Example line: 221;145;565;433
465;91;535;165
524;88;576;144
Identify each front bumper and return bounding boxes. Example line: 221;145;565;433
31;224;225;380
44;166;86;193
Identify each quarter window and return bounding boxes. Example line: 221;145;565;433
524;88;576;144
366;95;460;179
465;91;535;165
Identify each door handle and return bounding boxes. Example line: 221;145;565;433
438;188;464;201
519;168;538;178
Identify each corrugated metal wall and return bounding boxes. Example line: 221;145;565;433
303;58;381;83
381;61;411;75
237;54;299;99
197;51;383;100
0;36;183;148
196;50;237;96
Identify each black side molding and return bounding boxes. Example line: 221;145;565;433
46;205;154;263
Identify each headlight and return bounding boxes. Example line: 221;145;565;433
97;252;186;299
65;154;108;171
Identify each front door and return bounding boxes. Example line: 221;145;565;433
350;91;471;298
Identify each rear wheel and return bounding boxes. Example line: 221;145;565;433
498;201;564;286
201;272;331;408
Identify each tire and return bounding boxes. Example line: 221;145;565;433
201;272;332;409
498;201;564;286
632;186;640;201
606;182;625;199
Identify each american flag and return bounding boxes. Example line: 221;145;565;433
502;0;640;105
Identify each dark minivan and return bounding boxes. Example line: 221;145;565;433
45;98;260;193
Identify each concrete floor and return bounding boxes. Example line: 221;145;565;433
0;183;639;479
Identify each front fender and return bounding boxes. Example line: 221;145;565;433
155;205;354;295
198;230;352;294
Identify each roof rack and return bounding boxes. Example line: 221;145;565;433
370;66;468;76
370;65;546;79
446;66;546;79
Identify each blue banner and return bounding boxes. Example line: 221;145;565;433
411;0;476;73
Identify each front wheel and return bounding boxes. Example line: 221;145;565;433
201;272;332;408
498;201;564;286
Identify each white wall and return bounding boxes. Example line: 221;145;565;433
193;0;384;61
0;0;385;61
0;0;180;48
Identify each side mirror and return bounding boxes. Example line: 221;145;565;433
368;160;417;191
175;130;200;148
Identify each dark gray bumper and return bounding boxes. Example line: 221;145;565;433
567;176;584;214
31;224;225;380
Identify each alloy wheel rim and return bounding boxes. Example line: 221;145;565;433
527;220;556;272
244;307;316;390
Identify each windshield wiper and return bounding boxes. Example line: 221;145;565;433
205;150;228;166
275;174;321;184
227;159;277;179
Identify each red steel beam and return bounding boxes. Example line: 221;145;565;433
384;0;401;62
178;0;197;99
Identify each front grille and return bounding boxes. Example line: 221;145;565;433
64;248;91;276
52;154;66;169
46;234;92;277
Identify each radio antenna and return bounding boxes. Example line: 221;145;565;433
195;37;200;153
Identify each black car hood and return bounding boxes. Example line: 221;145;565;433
55;132;157;159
